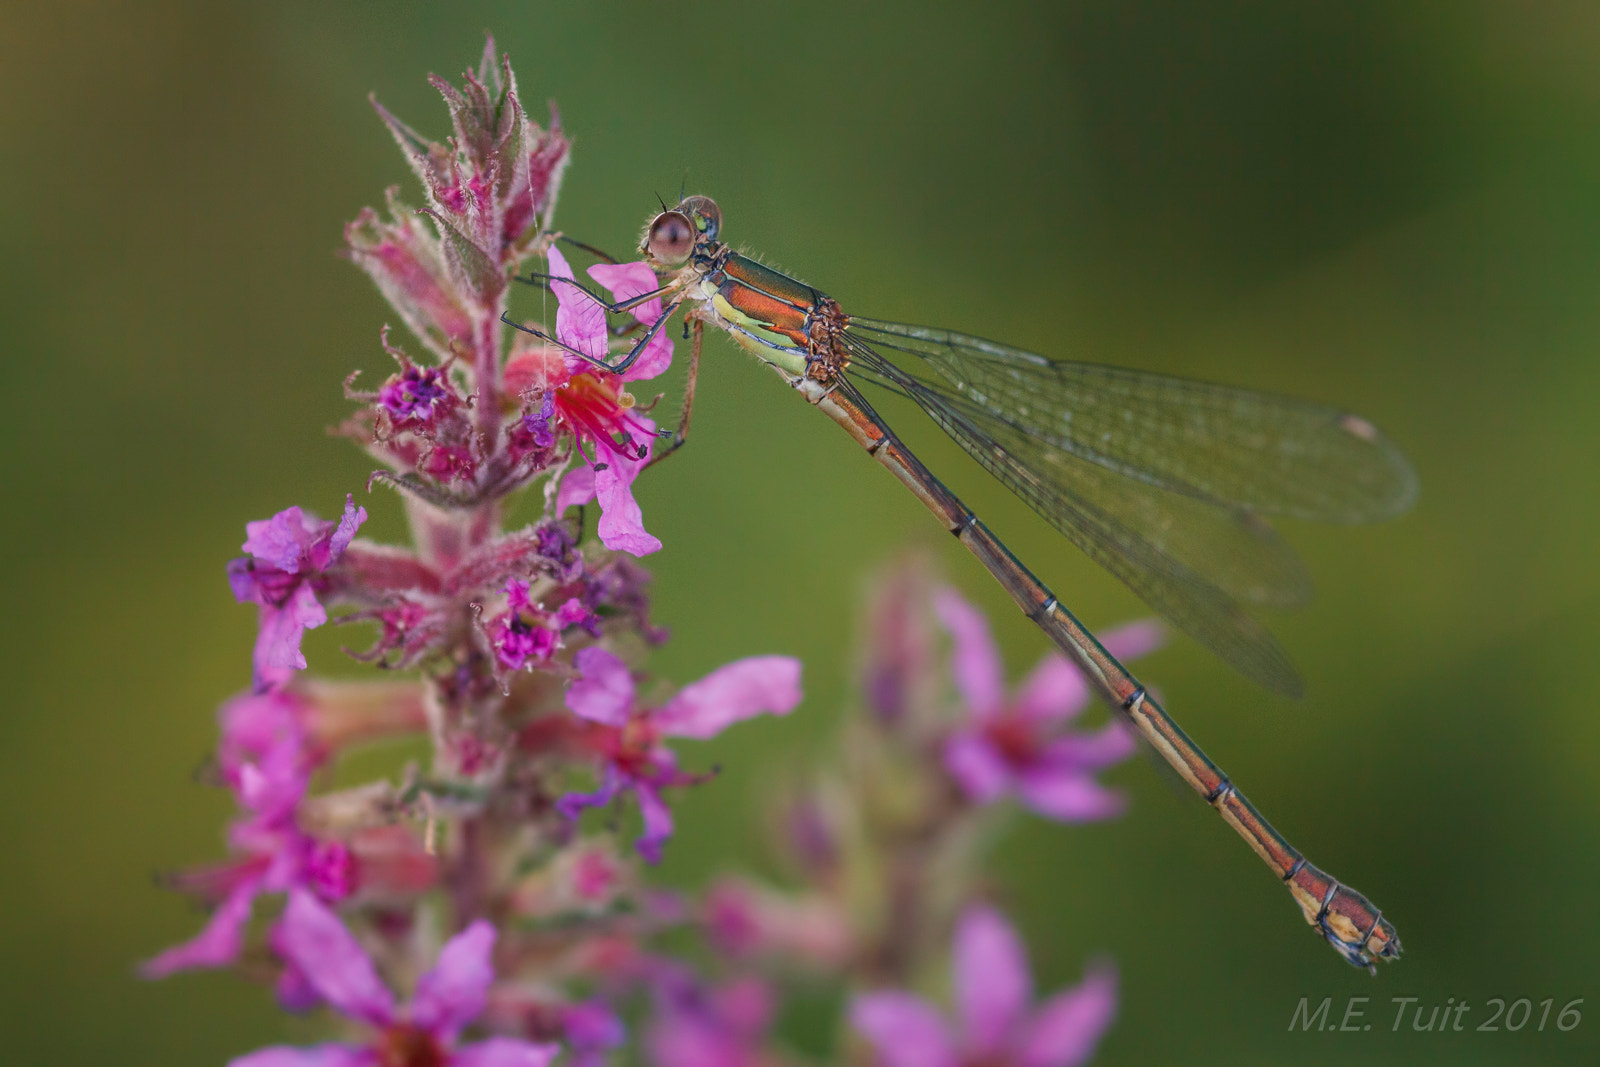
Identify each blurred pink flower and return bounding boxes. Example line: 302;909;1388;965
647;975;780;1067
851;906;1117;1067
935;588;1160;822
559;646;801;862
143;694;350;980
229;890;560;1067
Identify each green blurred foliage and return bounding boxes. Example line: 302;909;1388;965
3;1;1598;1063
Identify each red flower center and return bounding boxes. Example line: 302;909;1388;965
556;372;649;462
984;713;1039;767
378;1023;447;1067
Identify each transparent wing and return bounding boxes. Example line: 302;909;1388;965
841;328;1397;696
850;318;1418;524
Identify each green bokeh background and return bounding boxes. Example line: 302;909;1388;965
4;2;1597;1063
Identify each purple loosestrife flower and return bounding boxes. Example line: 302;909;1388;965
230;890;560;1067
486;577;598;673
144;695;350;979
228;496;367;689
851;906;1117;1067
934;588;1161;822
517;245;672;557
559;646;802;862
646;975;780;1067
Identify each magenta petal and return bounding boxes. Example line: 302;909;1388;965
1016;964;1118;1067
228;1044;372;1067
243;507;313;573
1101;619;1164;664
591;259;675;382
556;462;597;513
275;889;395;1026
1035;722;1137;772
653;656;803;739
548;246;609;362
1013;654;1090;723
933;588;1004;718
954;905;1033;1054
566;647;636;726
141;877;261;978
593;454;662;557
321;495;367;565
588;261;662;319
558;765;627;821
633;781;674;864
410;920;496;1039
849;992;958;1067
256;584;327;673
451;1038;562;1067
943;731;1013;803
1015;770;1126;823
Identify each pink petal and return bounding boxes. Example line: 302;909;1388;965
590;260;674;382
633;781;674;864
410;920;496;1039
943;731;1013;803
588;261;662;320
593;456;662;557
275;889;395;1026
558;765;626;821
548;246;609;362
933;588;1004;718
256;584;327;673
556;462;597;513
140;877;261;978
1101;619;1165;663
1016;963;1117;1067
319;495;368;567
954;905;1033;1053
1012;654;1089;723
653;656;803;739
1034;722;1136;772
452;1038;562;1067
228;1044;372;1067
1014;770;1126;823
566;647;636;726
243;507;313;573
849;992;958;1067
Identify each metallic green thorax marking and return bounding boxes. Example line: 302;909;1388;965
698;252;826;375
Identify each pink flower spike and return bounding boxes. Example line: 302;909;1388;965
653;656;803;739
933;587;1004;717
566;647;637;726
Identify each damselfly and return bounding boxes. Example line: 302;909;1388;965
506;195;1414;970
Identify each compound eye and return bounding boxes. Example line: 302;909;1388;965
679;195;721;241
646;211;695;265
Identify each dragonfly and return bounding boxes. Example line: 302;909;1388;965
504;195;1415;971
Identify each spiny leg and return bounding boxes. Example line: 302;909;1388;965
643;313;704;470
